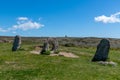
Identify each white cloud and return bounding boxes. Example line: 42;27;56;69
0;17;44;32
95;12;120;23
38;17;42;21
12;31;16;34
18;17;28;21
0;28;8;32
12;21;44;31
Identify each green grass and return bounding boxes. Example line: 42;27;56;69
0;43;120;80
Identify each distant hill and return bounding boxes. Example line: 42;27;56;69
0;36;120;48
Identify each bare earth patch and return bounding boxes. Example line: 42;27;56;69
98;61;117;66
30;51;79;58
50;52;79;58
30;51;40;54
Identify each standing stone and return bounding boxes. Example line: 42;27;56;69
40;39;49;54
92;39;110;62
51;38;59;52
12;35;21;51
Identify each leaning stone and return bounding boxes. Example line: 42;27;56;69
12;35;21;51
92;39;110;61
40;39;49;54
51;38;59;52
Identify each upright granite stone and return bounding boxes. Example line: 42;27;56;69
92;39;110;62
51;39;59;52
40;39;49;54
12;35;21;51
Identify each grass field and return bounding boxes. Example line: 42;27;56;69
0;42;120;80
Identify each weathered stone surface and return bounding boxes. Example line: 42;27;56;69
40;38;59;54
40;39;49;54
51;38;59;52
12;35;21;51
92;39;110;61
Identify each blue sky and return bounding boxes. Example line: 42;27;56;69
0;0;120;38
